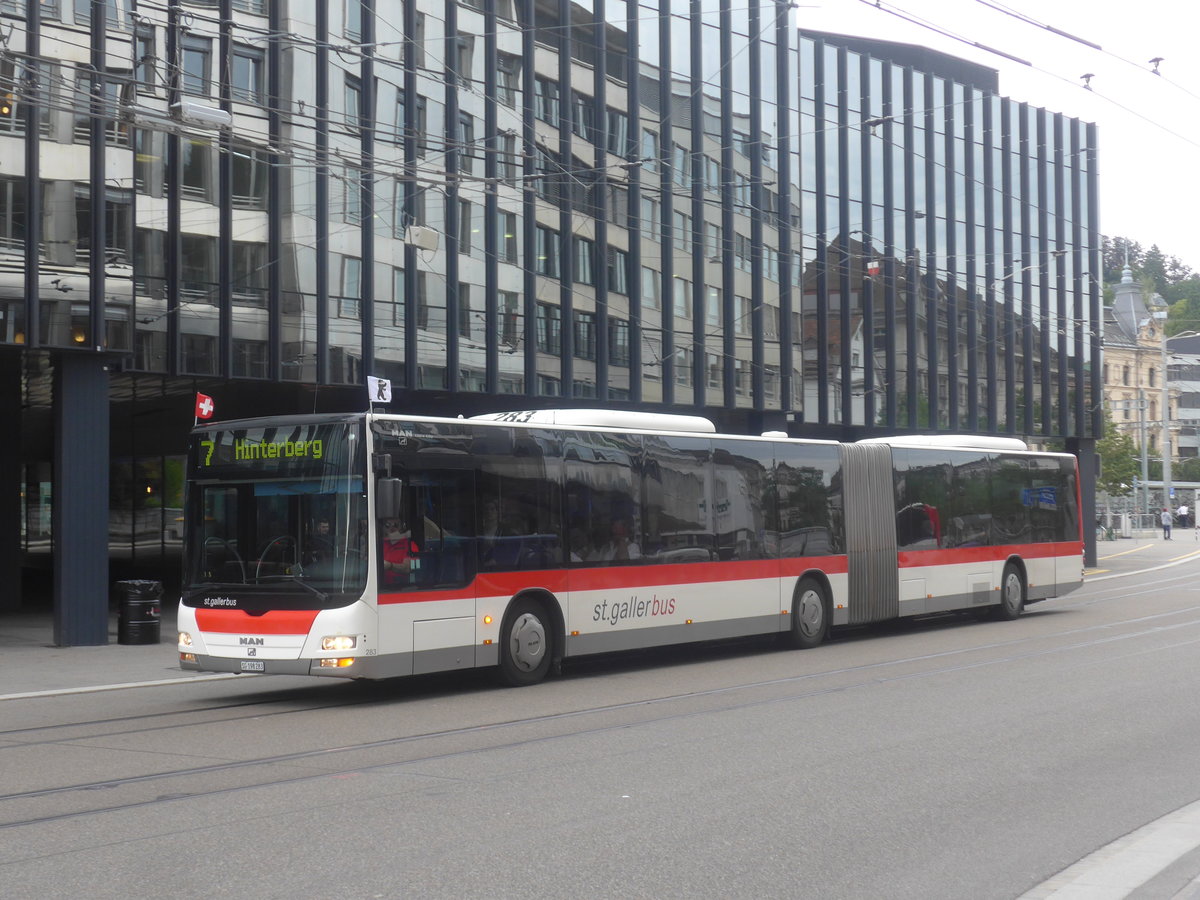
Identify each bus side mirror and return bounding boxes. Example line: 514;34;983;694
377;478;403;520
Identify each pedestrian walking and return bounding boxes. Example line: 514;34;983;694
1178;503;1190;529
1161;507;1173;540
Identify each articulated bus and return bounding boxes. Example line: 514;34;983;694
177;409;1083;685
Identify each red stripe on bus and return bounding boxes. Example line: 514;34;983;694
897;541;1081;568
196;609;320;634
378;556;850;605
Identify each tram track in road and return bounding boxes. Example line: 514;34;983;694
0;689;391;750
7;600;1200;836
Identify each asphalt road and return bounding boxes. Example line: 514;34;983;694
5;560;1200;899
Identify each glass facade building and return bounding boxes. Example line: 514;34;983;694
0;0;1102;637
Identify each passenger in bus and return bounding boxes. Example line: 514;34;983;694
381;516;419;583
569;525;591;562
595;518;641;562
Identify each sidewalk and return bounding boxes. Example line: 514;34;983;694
0;601;240;699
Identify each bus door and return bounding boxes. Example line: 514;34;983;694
379;465;479;674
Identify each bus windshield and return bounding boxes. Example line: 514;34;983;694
182;421;368;608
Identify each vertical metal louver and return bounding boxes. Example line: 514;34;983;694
840;443;899;624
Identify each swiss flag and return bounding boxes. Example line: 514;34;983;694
195;392;215;420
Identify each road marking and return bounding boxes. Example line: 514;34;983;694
0;672;248;702
1098;543;1155;561
1169;548;1200;562
1084;568;1110;575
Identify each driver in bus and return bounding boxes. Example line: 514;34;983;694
381;515;419;584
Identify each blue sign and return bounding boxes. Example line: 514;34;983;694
1022;486;1059;509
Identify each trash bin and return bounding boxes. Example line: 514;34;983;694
115;580;162;645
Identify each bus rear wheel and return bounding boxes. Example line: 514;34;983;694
995;563;1025;621
787;577;828;650
499;598;553;686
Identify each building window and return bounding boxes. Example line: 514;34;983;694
609;318;630;367
457;112;476;174
342;167;363;224
453;34;475;88
180;234;218;299
458;283;473;338
707;352;722;388
0;177;27;251
500;291;519;345
641;267;660;310
339;255;362;319
344;74;362;130
231;45;266;104
233;340;268;378
607;247;628;294
415;96;427;156
672;143;690;187
457;199;474;255
345;0;362;40
574;311;596;360
706;286;721;327
74;0;119;27
182;334;217;375
181;139;213;201
534;77;559;126
535;225;559;278
675;346;692;387
497;53;520;107
388;266;407;327
497;210;518;264
640;196;660;239
498;132;517;184
416;272;429;329
735;295;753;335
181;37;211;96
571;91;593;141
135;25;157;92
231;147;268;208
575;237;595;286
536;302;561;354
641;129;659;172
232;242;267;306
606;107;629;156
673;277;691;320
672;210;691;252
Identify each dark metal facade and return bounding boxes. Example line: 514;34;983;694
0;0;1103;627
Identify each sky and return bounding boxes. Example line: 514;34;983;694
796;0;1200;270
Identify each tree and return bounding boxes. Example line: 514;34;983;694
1174;457;1200;483
1165;276;1200;334
1095;408;1139;497
1143;244;1169;296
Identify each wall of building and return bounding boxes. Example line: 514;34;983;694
0;0;1102;608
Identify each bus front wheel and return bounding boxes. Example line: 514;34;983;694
995;563;1025;621
499;598;553;686
787;577;828;650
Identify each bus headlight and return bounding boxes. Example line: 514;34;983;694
321;635;357;651
178;631;193;647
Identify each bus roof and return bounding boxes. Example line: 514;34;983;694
470;408;718;433
858;434;1030;451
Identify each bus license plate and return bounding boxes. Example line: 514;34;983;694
240;660;265;672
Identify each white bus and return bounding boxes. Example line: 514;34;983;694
177;409;1083;685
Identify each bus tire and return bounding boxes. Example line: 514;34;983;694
498;597;553;686
995;563;1025;621
787;577;828;650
